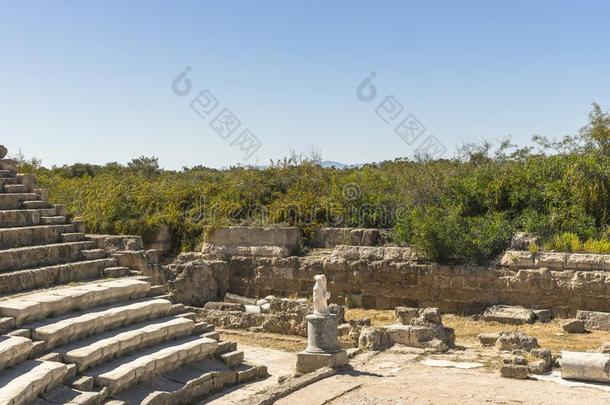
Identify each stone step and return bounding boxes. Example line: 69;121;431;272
0;224;76;249
0;360;68;405
28;298;173;348
84;336;218;395
32;385;105;405
0;258;118;295
102;267;131;278
0;169;15;179
0;208;58;228
0;193;39;210
40;208;58;217
58;316;195;372
0;177;19;186
3;184;28;193
114;358;264;405
0;241;96;272
0;160;17;172
82;249;107;260
61;232;86;243
0;278;151;325
219;350;244;368
40;216;67;225
22;200;51;209
16;174;36;189
0;335;33;370
33;189;48;201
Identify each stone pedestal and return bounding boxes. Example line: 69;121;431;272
296;313;348;373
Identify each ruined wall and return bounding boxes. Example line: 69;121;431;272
225;247;610;316
168;227;610;316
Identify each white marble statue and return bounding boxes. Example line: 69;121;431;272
313;274;331;316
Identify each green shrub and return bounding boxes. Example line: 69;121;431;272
12;104;610;263
544;232;583;252
408;207;513;264
583;239;610;254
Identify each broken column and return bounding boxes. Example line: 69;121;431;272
561;351;610;383
296;274;348;373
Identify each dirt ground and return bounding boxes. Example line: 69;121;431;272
276;349;610;404
209;310;610;404
202;343;610;404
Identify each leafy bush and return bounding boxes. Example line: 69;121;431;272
12;104;610;263
583;238;610;254
405;207;512;264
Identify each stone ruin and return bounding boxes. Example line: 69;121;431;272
4;141;610;401
358;307;455;352
0;147;267;404
175;225;610;386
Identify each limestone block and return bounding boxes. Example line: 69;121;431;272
576;310;610;331
220;350;244;368
296;350;347;374
204;302;245;312
478;332;501;346
500;251;534;268
495;332;539;351
534;252;567;269
224;293;257;305
90;336;218;394
0;360;68;405
358;327;389;351
0;278;151;325
205;226;301;251
561;351;610;383
395;307;419;325
0;335;32;370
500;364;529;379
533;309;552;323
31;298;173;348
383;324;411;346
562;319;586;334
60;316;195;371
483;305;535;325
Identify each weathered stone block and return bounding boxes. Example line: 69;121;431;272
576;310;610;331
483;305;535;325
296;350;347;374
395;307;419;325
478;332;501;346
562;319;586;334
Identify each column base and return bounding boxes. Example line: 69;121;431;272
296;349;348;374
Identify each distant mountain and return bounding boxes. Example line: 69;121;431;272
252;160;362;170
320;160;348;169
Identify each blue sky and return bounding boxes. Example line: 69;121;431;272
2;0;610;169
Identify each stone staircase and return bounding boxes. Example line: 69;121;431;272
0;153;266;404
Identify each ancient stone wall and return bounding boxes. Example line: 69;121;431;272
224;248;610;316
168;227;610;316
202;226;302;258
310;227;390;248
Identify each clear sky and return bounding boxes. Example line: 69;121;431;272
2;1;610;169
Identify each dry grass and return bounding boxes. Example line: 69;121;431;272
345;308;396;326
345;309;610;353
218;328;307;352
